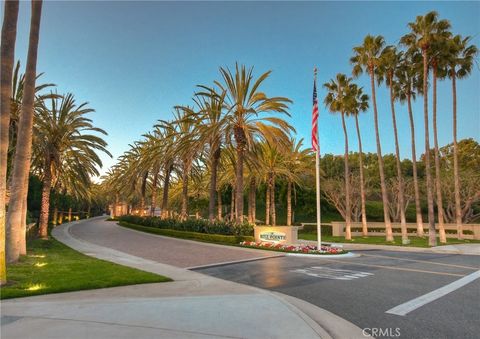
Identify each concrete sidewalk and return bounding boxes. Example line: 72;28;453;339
1;218;364;339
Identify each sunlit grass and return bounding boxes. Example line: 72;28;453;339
2;238;171;299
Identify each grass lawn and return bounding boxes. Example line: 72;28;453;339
298;232;480;247
1;238;171;300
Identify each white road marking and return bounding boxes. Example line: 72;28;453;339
291;266;374;281
386;270;480;316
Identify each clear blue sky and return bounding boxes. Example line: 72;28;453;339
6;1;480;176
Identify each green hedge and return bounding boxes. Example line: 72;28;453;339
301;224;333;236
118;215;254;236
119;221;255;245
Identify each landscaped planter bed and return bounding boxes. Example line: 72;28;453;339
239;241;348;255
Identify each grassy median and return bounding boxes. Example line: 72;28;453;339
1;238;171;299
298;232;480;247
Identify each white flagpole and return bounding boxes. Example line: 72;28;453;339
314;68;322;250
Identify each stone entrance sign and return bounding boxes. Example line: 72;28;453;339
254;226;299;245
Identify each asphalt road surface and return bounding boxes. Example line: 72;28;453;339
196;250;480;339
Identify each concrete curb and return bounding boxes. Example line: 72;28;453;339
50;218;365;338
299;239;480;255
286;252;360;259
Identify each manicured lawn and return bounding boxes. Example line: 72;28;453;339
1;238;171;299
298;232;480;247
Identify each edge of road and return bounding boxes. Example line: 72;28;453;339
49;217;366;339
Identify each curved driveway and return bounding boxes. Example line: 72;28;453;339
69;218;280;268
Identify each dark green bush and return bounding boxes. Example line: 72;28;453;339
118;215;254;236
119;222;255;244
301;224;333;236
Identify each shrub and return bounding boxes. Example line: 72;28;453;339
300;224;333;236
117;215;254;236
119;222;255;245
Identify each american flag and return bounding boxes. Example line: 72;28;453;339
312;75;319;152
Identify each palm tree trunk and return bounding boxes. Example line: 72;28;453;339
389;77;408;242
265;176;270;225
247;178;255;223
407;92;424;237
181;162;188;220
369;68;393;241
38;158;52;238
19;177;28;254
6;0;42;263
150;168;159;217
230;186;235;221
161;163;172;218
287;180;292;226
217;189;222;221
235;146;244;223
140;171;148;217
341;112;352;240
451;72;463;239
354;115;368;236
0;0;19;284
52;206;58;226
68;207;72;222
209;147;220;222
59;212;63;224
432;66;446;243
422;49;437;247
252;182;256;224
271;174;276;226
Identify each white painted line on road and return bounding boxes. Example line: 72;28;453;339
186;255;285;270
361;253;479;270
291;266;374;281
386;270;480;316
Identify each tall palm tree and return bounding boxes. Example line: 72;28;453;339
324;73;355;240
216;64;292;223
430;27;451;244
396;51;424;237
349;85;370;236
351;35;394;242
378;46;408;243
445;35;478;239
0;0;19;284
401;11;451;246
194;87;228;222
282;138;313;226
33;93;110;237
6;0;43;263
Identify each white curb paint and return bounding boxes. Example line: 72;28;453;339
386;270;480;316
286;252;359;259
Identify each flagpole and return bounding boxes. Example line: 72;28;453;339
314;67;322;250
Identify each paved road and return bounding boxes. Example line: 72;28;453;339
197;250;480;339
69;218;279;268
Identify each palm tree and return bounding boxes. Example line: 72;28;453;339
401;11;451;246
0;0;19;284
171;107;201;220
194;87;228;222
351;35;394;242
430;26;451;244
445;35;478;239
396;50;424;237
6;0;43;263
378;46;408;243
216;64;292;223
324;73;355;240
349;85;370;236
283;138;313;226
33;93;110;237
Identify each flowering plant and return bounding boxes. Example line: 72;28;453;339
239;241;346;255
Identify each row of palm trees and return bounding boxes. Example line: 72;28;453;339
1;1;111;287
327;11;476;246
102;66;312;227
